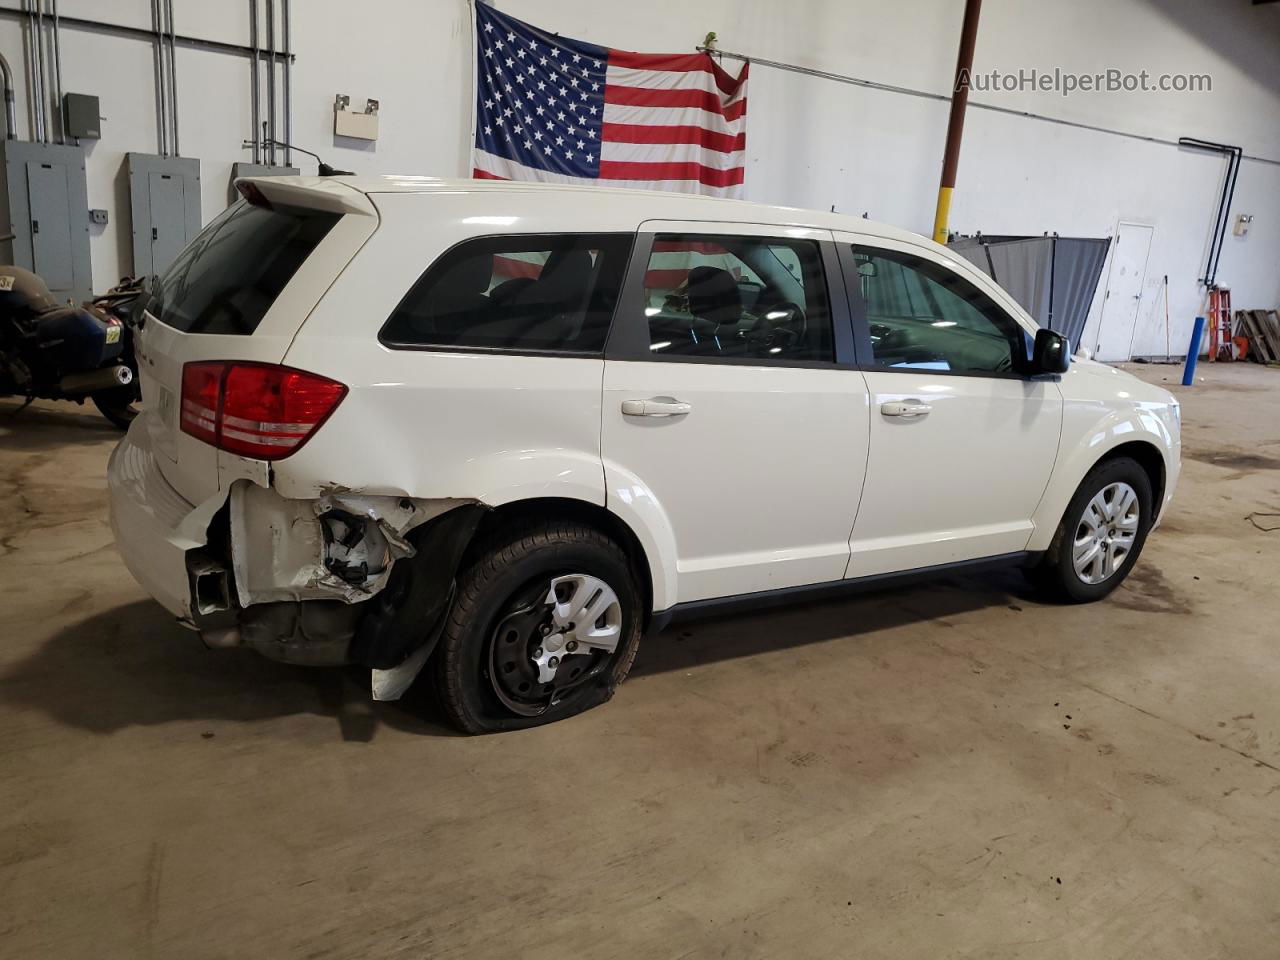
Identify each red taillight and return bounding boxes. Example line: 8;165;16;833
180;362;223;446
180;361;347;461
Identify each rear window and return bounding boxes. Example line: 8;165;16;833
149;199;340;335
380;233;633;354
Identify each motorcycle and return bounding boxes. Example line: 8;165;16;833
0;265;144;430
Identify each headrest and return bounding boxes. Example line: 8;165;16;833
538;248;593;298
445;252;493;296
686;266;741;327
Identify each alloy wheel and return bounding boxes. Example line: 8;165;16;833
1072;481;1140;585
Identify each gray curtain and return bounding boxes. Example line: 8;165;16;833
986;239;1053;331
947;235;1111;349
950;237;992;277
1050;238;1110;347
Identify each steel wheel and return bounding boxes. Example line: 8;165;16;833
1072;481;1140;585
487;572;624;717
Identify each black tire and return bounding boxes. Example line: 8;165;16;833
1028;456;1153;603
92;386;140;430
431;520;642;734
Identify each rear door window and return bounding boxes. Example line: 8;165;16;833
380;233;633;354
641;234;834;363
150;199;340;335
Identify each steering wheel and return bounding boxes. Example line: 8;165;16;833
753;300;806;353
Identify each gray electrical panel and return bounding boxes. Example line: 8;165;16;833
127;153;202;278
63;93;102;139
0;140;93;303
228;162;299;205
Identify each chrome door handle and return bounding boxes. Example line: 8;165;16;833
880;399;933;418
621;397;692;418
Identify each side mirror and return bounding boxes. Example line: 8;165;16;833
1032;328;1070;375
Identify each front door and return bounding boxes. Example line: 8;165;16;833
837;234;1063;578
602;223;870;605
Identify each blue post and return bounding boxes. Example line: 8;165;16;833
1182;316;1206;386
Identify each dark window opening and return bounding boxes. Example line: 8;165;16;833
381;233;633;354
150;200;340;336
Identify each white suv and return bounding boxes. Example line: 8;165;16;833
109;177;1180;733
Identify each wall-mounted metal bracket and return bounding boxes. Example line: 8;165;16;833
334;94;379;141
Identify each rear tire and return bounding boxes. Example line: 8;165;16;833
431;520;642;734
1028;456;1153;603
92;386;140;430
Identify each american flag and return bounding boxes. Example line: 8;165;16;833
472;3;749;197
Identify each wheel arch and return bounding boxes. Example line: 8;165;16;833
1028;411;1175;552
470;497;659;629
1096;440;1166;519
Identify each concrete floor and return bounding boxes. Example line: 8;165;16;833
2;363;1279;959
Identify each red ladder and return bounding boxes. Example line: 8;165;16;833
1207;286;1233;361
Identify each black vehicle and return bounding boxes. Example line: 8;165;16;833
0;266;144;429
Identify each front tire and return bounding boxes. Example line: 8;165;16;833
1029;456;1153;603
431;520;643;734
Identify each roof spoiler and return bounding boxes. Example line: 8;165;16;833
234;177;377;217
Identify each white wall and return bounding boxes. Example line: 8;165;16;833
3;0;1279;357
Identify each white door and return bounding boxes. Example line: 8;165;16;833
601;223;871;605
838;235;1063;578
1093;222;1153;362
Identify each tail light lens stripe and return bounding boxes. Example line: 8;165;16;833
179;361;347;461
218;412;315;435
218;427;302;448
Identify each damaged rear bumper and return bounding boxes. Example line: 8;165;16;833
108;421;211;620
107;421;482;677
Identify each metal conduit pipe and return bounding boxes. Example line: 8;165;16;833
27;0;46;142
282;0;291;168
1178;137;1243;288
0;51;17;139
249;0;261;163
50;0;64;141
265;0;276;166
150;0;168;155
0;7;285;62
698;43;1280;167
165;0;179;156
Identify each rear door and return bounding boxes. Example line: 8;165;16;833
601;222;870;605
135;182;377;505
836;233;1063;577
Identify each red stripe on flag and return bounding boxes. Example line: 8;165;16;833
598;160;745;188
604;85;747;121
607;52;748;97
608;51;710;72
652;240;729;254
493;255;542;279
472;168;506;180
602;122;745;153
